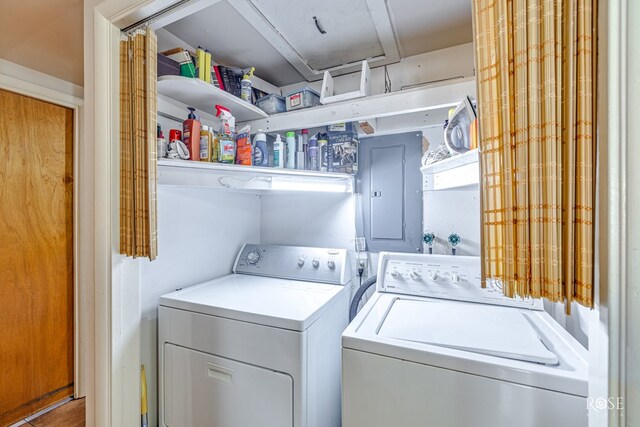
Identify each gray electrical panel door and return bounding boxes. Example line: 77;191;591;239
357;131;423;253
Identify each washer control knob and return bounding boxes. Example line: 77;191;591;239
390;269;400;278
428;271;439;281
312;259;320;268
409;270;421;280
327;260;336;270
297;257;305;267
450;273;460;284
247;251;261;265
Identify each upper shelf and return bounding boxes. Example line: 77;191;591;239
157;76;269;122
421;149;480;191
245;78;477;132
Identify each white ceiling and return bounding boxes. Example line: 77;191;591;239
389;0;473;56
163;0;473;86
0;0;84;86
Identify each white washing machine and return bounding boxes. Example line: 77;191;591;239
342;252;588;427
159;244;351;427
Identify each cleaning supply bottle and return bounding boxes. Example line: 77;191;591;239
215;105;235;138
240;67;255;102
157;125;167;159
273;134;284;168
301;129;309;169
296;134;305;169
286;131;296;169
200;125;213;162
212;131;220;163
308;133;319;171
318;133;329;172
253;129;268;166
183;107;201;161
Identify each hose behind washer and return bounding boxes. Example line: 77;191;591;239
349;275;377;322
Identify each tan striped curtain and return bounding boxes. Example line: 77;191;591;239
119;28;158;260
473;0;596;312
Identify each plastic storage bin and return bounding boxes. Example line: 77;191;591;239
285;87;321;111
256;94;286;114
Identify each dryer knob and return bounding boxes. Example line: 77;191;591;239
247;251;261;265
450;273;460;284
390;269;400;278
327;260;336;270
409;270;421;280
312;259;320;268
428;271;439;281
297;257;305;267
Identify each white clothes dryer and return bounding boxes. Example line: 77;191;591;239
159;244;351;427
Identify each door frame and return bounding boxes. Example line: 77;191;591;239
0;60;87;398
88;0;640;426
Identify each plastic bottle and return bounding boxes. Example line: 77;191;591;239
273;134;284;168
240;67;255;102
215;105;235;138
253;129;268;166
308;133;319;171
200;125;212;162
301;129;309;169
296;134;305;170
157;125;167;159
286;131;296;169
318;133;329;172
183;107;201;161
212;132;220;163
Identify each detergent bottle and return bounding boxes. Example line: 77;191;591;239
240;67;255;102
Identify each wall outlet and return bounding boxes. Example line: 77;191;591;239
357;253;369;274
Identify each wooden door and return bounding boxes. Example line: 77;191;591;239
0;89;74;426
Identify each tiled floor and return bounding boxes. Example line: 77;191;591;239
10;398;85;427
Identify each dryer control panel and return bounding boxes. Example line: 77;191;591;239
234;244;349;285
377;252;542;310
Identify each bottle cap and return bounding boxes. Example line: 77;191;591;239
286;131;295;138
187;106;197;119
301;129;308;134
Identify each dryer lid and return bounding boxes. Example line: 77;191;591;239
377;299;558;365
160;274;347;332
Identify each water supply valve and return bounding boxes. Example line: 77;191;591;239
423;232;435;254
448;233;461;255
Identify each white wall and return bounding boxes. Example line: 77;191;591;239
139;186;260;427
259;192;361;285
260;193;356;249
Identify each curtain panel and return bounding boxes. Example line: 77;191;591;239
119;28;158;260
473;0;596;312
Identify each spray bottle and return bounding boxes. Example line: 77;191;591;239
240;67;255;102
215;105;236;164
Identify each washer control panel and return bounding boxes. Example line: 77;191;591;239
234;244;349;285
378;252;542;310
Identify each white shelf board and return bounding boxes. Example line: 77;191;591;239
421;149;480;191
246;78;476;132
157;76;268;122
158;159;354;193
